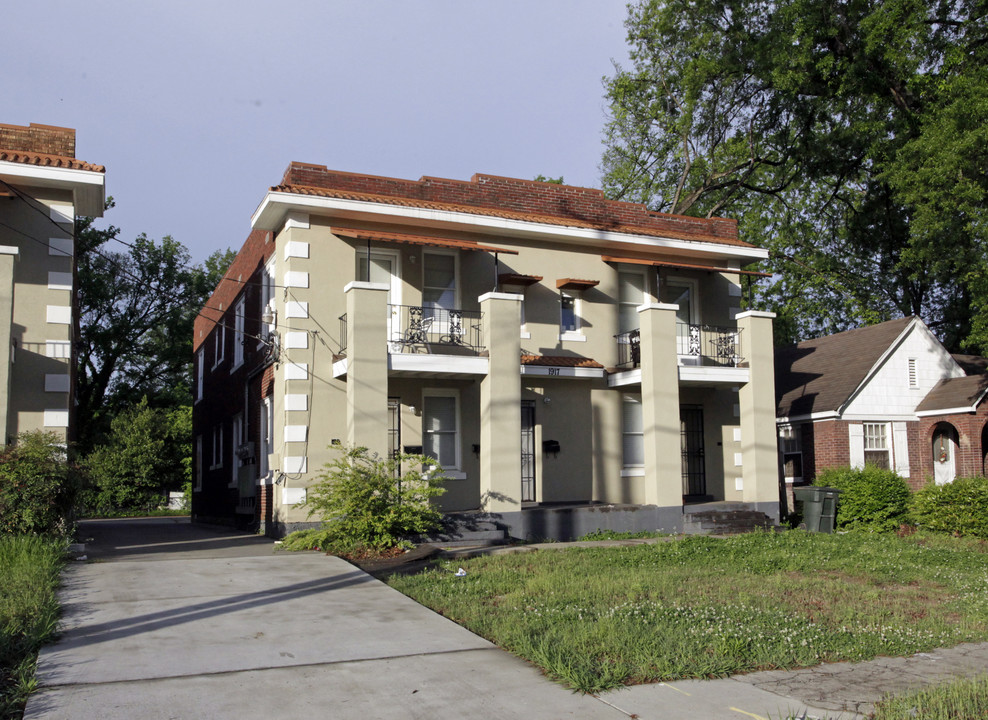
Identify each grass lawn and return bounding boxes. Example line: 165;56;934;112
0;536;65;719
389;530;988;693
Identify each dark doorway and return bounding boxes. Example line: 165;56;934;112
681;405;706;497
521;401;536;502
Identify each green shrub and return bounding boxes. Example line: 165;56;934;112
814;465;910;532
83;399;191;514
285;445;446;552
0;431;82;537
909;476;988;539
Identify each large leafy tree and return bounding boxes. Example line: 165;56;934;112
602;0;988;349
75;203;235;451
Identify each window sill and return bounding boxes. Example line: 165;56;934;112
442;470;467;480
230;360;244;374
520;330;531;340
559;331;586;342
620;467;645;477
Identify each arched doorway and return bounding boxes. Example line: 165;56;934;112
932;422;959;485
981;422;987;477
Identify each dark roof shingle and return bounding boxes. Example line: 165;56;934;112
775;317;915;418
916;374;988;414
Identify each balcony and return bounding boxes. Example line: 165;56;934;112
615;323;743;369
389;305;484;355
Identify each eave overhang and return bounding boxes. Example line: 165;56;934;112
0;160;105;217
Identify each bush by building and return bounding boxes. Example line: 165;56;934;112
813;465;911;532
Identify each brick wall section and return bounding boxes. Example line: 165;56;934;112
917;408;988;483
278;163;742;246
805;419;850;478
0;122;75;157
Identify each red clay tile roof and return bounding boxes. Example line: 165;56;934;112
915;374;988;413
521;354;604;368
601;255;772;277
271;164;751;248
0;149;105;173
331;226;518;254
556;278;599;291
775;317;915;418
498;273;543;286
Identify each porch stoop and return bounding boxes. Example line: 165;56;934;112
420;511;509;547
682;502;777;535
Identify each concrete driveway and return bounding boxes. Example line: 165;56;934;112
25;518;854;720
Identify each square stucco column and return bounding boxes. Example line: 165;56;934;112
637;303;683;508
0;249;16;442
479;292;523;517
344;282;390;459
737;310;779;509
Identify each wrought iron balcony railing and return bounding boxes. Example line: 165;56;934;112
614;323;743;368
390;305;484;354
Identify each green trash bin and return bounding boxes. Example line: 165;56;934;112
793;486;842;533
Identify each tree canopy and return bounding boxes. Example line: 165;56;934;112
75;202;235;451
602;0;988;350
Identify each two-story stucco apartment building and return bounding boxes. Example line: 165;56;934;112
193;164;778;539
0;123;105;445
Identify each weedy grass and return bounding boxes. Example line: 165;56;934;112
872;674;988;720
0;536;65;719
389;531;988;693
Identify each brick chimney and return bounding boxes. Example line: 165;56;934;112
0;122;76;158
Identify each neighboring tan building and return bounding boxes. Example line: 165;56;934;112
775;317;987;495
0;123;105;445
193;165;779;539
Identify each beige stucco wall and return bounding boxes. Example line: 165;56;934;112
1;188;75;444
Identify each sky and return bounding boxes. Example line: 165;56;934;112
7;1;632;263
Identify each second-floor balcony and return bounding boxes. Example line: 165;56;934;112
615;323;743;369
335;305;485;360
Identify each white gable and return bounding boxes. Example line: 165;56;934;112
842;320;964;419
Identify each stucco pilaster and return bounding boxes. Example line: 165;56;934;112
344;282;389;458
478;292;523;517
737;310;779;506
0;251;15;443
637;303;682;507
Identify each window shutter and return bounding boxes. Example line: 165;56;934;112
848;424;865;469
892;422;910;477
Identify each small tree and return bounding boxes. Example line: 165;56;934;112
84;399;191;514
0;431;82;536
286;446;446;553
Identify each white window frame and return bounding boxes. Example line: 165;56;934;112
863;422;890;469
618;269;647;334
212;321;226;368
258;256;276;349
259;396;273;479
211;424;224;470
230;413;243;488
664;276;700;325
195;349;204;403
621;394;644;475
778;424;803;483
232;297;245;369
422;389;464;479
559;290;586;341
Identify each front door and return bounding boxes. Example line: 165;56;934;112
933;425;957;485
681;406;706;497
359;252;401;343
521;401;536;502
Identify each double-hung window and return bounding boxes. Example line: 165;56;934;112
211;424;224;470
195;349;204;402
863;423;890;469
423;252;457;328
618;271;646;334
213;323;225;368
233;297;245;368
423;391;461;476
779;425;803;483
621;395;644;472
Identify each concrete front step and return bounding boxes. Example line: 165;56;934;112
682;508;776;536
418;512;509;547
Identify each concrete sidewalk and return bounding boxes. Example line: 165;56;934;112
24;518;978;720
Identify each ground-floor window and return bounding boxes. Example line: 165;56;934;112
423;391;459;470
622;395;644;468
863;422;890;469
779;424;803;483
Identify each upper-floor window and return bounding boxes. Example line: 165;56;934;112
259;256;276;345
212;322;226;368
560;292;579;333
233;297;245;369
423;252;457;312
195;349;204;402
863;423;889;469
557;279;597;342
618;271;646;333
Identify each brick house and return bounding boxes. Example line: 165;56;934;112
775;316;986;493
193;165;780;539
0;123;105;445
